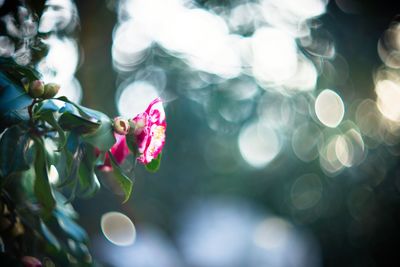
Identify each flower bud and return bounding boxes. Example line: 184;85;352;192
29;80;45;98
43;83;60;99
130;116;146;135
113;117;130;135
21;256;42;267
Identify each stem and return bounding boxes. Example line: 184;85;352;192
28;99;37;123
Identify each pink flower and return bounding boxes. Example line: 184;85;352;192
98;133;130;171
131;98;166;164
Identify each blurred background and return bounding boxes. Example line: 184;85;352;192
2;0;400;266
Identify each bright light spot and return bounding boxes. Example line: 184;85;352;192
376;79;400;122
335;135;352;167
251;27;298;86
120;0;241;78
343;127;366;166
253;217;291;250
112;20;152;72
315;89;345;128
238;121;281;168
95;226;182;267
292;123;321;162
117;81;159;117
57;78;82;103
39;0;78;33
228;3;264;33
291;173;322;210
101;212;136;246
258;95;293;129
48;165;59;184
37;36;79;84
284;56;318;92
377;23;400;69
177;198;260;267
319;135;345;176
260;0;327;37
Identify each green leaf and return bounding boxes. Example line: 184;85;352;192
0;57;41;82
66;240;91;262
33;136;56;214
145;153;162;173
35;99;60;114
40;220;61;250
58;136;83;189
0;72;33;113
59;112;100;135
77;144;100;198
83;112;115;151
54;210;88;242
0;125;31;181
0;108;30;134
108;151;133;203
40;111;67;151
125;133;138;159
57;96;100;121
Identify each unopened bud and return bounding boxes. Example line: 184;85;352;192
29;80;45;98
21;256;42;267
43;83;60;99
113;117;130;135
130;116;146;135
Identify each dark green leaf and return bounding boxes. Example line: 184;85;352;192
83;112;115;151
54;210;88;242
0;72;33;113
145;153;162;173
0;57;41;82
108;151;133;203
77;144;100;198
58;112;100;135
0;126;31;181
126;132;138;159
40;112;67;150
0;108;30;133
56;96;100;121
67;240;91;262
58;137;83;189
40;220;61;250
33;136;56;213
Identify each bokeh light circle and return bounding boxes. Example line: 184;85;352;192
238;121;281;168
117;80;159;117
100;212;136;246
315;89;345;128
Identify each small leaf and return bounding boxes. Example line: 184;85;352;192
33;136;56;213
0;125;31;181
108;151;133;203
59;112;101;135
145;153;162;173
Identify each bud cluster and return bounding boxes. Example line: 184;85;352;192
28;80;60;99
